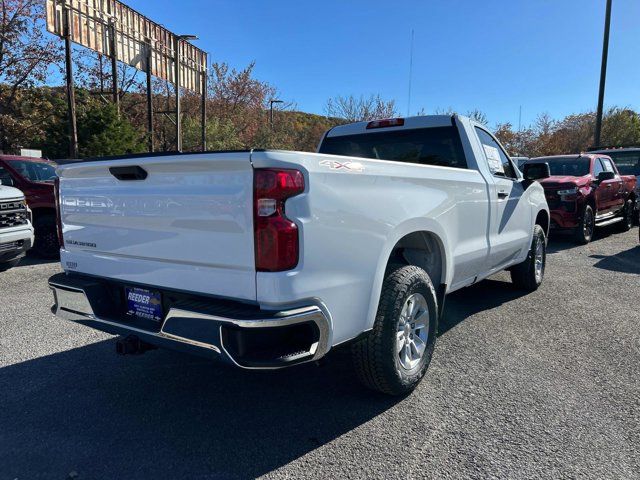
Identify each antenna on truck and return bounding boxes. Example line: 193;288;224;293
407;29;414;117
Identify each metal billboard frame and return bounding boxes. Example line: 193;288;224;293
46;0;208;157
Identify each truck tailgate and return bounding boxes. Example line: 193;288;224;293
58;152;257;301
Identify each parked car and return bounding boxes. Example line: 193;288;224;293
527;154;637;244
588;147;640;217
49;115;550;395
0;178;34;271
0;155;59;257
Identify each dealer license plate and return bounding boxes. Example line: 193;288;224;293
125;287;163;322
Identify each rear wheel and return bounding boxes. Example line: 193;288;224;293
510;224;546;291
351;264;438;396
574;205;595;244
617;199;634;232
32;215;59;259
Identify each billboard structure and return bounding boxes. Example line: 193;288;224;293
45;0;208;157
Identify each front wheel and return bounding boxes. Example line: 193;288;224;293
574;205;595;244
351;265;438;396
510;224;546;291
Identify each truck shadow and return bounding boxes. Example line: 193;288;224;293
0;339;396;479
439;278;527;336
546;224;623;253
590;246;640;274
16;255;59;268
0;278;527;479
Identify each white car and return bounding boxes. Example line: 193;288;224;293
0;179;34;271
49;115;550;394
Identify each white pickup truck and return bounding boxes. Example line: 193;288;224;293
49;115;550;395
0;180;34;271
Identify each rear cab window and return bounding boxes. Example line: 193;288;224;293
318;126;468;169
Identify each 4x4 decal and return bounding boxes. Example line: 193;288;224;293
319;159;364;172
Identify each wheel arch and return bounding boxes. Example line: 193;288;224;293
364;222;450;332
535;209;550;239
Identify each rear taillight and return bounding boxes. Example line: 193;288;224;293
253;169;304;272
54;177;64;249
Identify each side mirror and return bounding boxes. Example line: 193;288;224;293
0;177;14;187
523;162;550;181
597;171;615;182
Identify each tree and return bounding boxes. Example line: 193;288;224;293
601;107;640;147
325;94;397;122
0;0;62;152
42;94;145;159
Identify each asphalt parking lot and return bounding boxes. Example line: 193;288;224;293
1;228;638;479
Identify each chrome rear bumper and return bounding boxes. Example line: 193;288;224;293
49;273;331;369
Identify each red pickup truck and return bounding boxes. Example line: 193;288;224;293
0;155;59;257
527;154;636;244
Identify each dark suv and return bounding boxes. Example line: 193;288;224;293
0;155;59;257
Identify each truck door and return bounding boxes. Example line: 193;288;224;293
474;127;532;273
601;157;624;214
594;157;618;215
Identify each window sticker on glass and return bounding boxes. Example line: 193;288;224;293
483;144;504;174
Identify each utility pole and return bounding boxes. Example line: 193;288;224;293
146;40;154;152
174;36;181;152
63;8;78;159
174;34;198;152
269;99;283;128
109;17;120;116
594;0;612;147
518;105;522;132
201;52;208;152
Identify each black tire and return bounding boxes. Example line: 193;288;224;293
617;199;634;232
510;224;546;292
351;264;438;396
574;205;595;244
32;214;60;259
0;258;21;272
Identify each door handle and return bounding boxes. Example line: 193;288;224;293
497;190;509;199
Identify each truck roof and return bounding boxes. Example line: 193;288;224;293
530;154;604;161
0;154;49;163
325;115;457;138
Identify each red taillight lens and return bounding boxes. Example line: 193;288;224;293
54;177;64;249
254;169;304;272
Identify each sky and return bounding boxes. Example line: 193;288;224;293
124;0;639;128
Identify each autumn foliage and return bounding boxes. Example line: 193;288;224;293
2;1;640;160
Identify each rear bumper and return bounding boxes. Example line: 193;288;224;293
48;272;331;369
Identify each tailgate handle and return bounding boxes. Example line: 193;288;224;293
109;166;148;181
